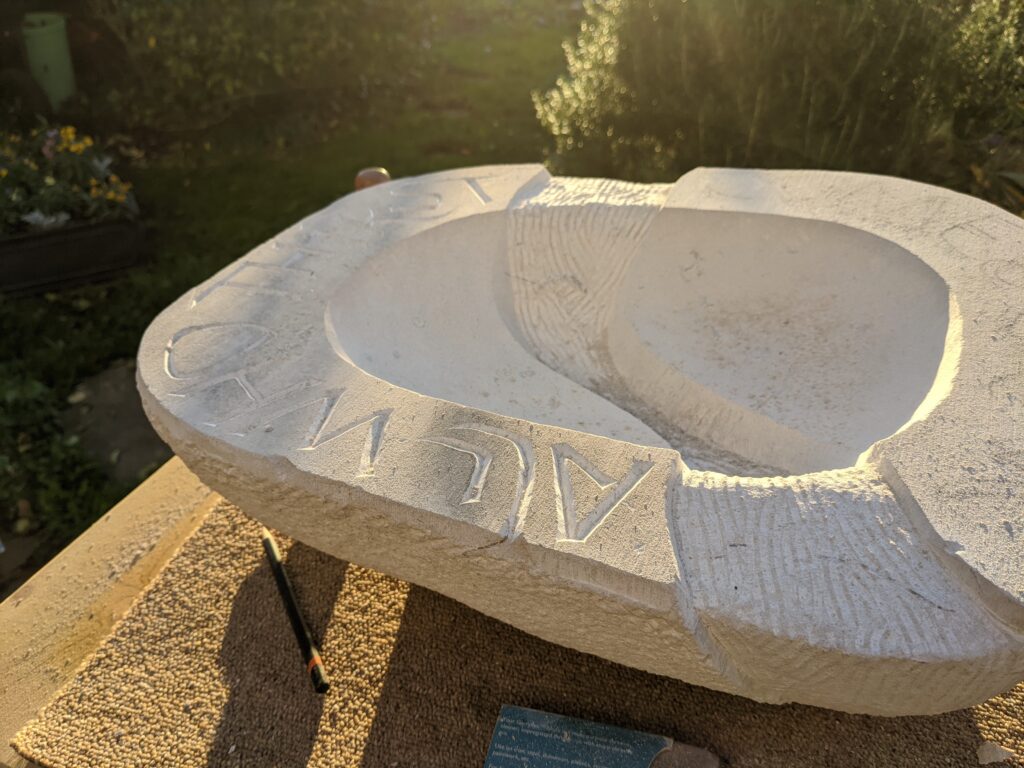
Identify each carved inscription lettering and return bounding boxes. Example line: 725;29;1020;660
164;323;273;381
940;215;1024;265
337;176;496;225
305;406;392;478
190;256;316;308
552;444;654;542
217;386;391;477
422;423;536;538
420;435;493;504
463;178;492;205
378;177;494;221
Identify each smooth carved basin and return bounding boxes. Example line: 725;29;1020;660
138;166;1024;716
329;205;951;475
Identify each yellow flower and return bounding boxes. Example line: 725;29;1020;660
25;159;38;170
88;177;99;186
105;190;117;201
60;126;76;142
44;175;55;186
0;168;7;178
109;173;121;184
83;136;94;148
148;35;157;49
90;187;101;198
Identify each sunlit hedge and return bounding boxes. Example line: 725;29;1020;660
536;0;1024;206
87;0;432;130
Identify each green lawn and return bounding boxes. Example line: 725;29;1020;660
0;1;580;574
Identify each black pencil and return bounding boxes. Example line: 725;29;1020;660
261;527;330;694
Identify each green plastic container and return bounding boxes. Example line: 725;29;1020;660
22;13;76;111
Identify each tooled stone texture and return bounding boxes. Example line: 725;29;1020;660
138;165;1024;715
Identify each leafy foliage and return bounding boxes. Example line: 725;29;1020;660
0;0;578;567
86;0;433;130
535;0;1024;205
1;124;136;236
0;365;120;541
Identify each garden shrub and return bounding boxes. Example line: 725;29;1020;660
535;0;1024;204
85;0;432;130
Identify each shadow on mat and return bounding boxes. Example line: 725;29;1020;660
207;542;347;767
359;586;990;768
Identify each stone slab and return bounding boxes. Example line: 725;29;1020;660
136;165;1024;714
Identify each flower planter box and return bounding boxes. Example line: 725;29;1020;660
0;219;145;296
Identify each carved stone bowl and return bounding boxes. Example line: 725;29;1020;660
138;166;1024;715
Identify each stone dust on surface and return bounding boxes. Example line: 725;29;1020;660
13;502;1024;768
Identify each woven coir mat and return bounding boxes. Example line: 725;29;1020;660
13;502;1024;767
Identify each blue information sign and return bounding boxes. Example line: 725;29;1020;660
483;705;672;768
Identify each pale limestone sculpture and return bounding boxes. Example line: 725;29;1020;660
137;166;1024;715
